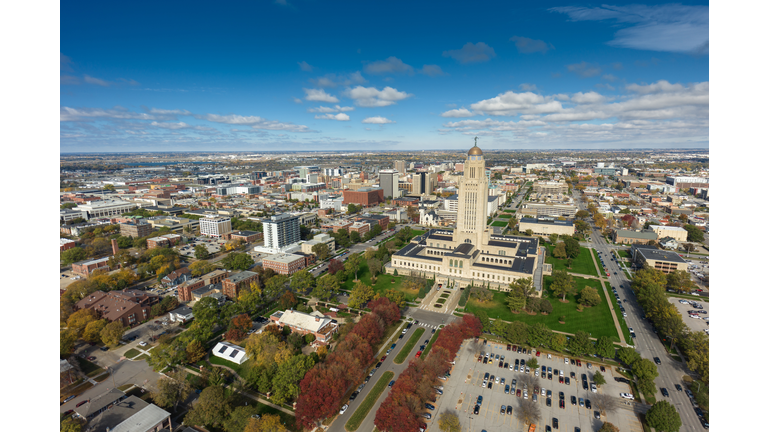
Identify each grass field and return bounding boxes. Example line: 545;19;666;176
605;281;633;345
464;276;620;341
545;246;598;277
618;250;631;258
340;260;421;302
490;221;508;227
124;348;141;359
422;329;441;358
394;328;425;364
345;371;395;431
208;354;248;376
497;214;512;219
76;357;106;378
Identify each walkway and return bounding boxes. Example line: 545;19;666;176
587;247;627;346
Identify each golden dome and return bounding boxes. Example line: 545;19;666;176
468;145;483;156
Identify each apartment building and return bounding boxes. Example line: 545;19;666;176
222;271;259;299
200;215;232;238
262;253;306;275
263;213;301;249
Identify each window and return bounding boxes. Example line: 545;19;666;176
459;261;463;268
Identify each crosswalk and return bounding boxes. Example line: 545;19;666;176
416;322;440;329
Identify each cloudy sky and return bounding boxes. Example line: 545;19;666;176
60;1;709;152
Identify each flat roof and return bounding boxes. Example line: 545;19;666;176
633;245;687;263
520;218;574;227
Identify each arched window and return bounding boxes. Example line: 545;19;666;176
459;261;463;268
449;259;453;267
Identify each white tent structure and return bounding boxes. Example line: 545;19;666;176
212;341;249;365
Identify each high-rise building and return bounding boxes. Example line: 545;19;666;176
413;171;437;195
395;160;406;174
263;214;301;250
200;216;232;238
380;170;400;199
455;145;490;245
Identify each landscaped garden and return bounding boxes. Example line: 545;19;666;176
464;276;620;341
545;245;599;277
346;371;395;431
340;260;421;302
490;221;508;227
394;328;425;364
497;214;512;219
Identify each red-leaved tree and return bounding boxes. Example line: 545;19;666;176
328;259;343;275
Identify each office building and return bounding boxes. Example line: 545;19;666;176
263;213;301;249
380;169;400;199
395;160;406;174
200;215;232;238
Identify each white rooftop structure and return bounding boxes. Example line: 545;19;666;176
212;341;249;364
649;225;687;232
109;403;171;432
271;309;334;334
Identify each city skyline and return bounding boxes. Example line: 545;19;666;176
61;1;709;152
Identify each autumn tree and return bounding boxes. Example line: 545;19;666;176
67;309;99;338
61;329;79;358
290;269;315;294
245;332;293;369
184;385;230;428
194;245;209;259
186;340;207;364
437;410;461;432
189;260;215;277
82;319;107;343
151;368;193;411
311;274;338;301
222;406;262;432
578;286;602;307
348;280;375;309
100;320;125;347
374;289;406;308
327;258;343;275
244;414;289;432
553;242;567;259
598;422;620;432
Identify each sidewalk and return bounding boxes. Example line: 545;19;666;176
587;247;627;346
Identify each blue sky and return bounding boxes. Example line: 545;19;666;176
60;1;709;152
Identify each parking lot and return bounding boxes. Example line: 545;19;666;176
429;339;644;432
177;237;225;257
669;297;709;333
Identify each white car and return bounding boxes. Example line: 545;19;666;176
339;404;349;414
591;383;597;393
564;358;569;365
535;369;540;377
628;327;634;333
619;393;634;400
139;341;147;347
541;387;546;396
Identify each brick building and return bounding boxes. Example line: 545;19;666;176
269;309;338;344
120;221;154;238
342;187;384;207
60;238;76;252
75;290;159;327
204;269;229;285
177;278;205;302
72;257;110;277
392;197;419;207
222;271;259;299
354;214;390;231
349;222;370;236
228;230;263;243
262;253;306;275
147;236;170;249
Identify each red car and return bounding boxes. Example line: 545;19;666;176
536;351;541;357
559;376;564;384
559;399;565;409
76;400;87;407
512;345;517;351
478;355;483;362
87;356;96;361
506;344;512;351
576;360;582;367
381;355;387;361
516;389;522;397
415;351;422;358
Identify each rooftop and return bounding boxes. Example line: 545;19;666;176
632;244;687;263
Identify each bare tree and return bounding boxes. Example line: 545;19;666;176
467;339;482;355
518;374;539;392
592;393;619;415
515;399;541;425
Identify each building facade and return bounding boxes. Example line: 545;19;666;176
263;213;301;249
262;253;306;275
380;169;400;199
200;215;232;238
342;187;385;206
222;271;259;299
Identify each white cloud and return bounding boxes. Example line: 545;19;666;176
83;75;112;86
571;91;607;104
308;105;355;113
602;74;618;82
625;80;686;94
470;90;564;115
364;56;414;75
566;62;602;78
518;83;538;91
315;113;350;121
442;42;496;63
344;86;412;107
510;36;554;54
293;97;303;104
419;64;446;76
148;108;192;116
550;4;708;54
441;108;475;118
61;53;74;72
310;72;367;88
60;106;158;121
304;88;339;103
199;113;314;132
298;61;314;72
362;116;394;124
150;121;213;131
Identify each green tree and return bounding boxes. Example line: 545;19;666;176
594;336;614;359
645;401;682;432
221;253;255;271
350;230;361;243
548;233;559;244
150;368;193;411
550;270;574;301
491;319;508;339
271;354;315;404
290;269;315;294
683;224;704;242
474;310;491;332
192;297;221;328
437;410;461;432
264;275;289;299
194;245;209;260
679;331;709;383
376;289;406;308
593;371;606;387
312;274;338;301
597;423;620;432
186;340;207;364
100;321;125;347
82;319;107;343
563;236;581;258
550;333;567;351
61;247;87;265
60;329;79;358
666;270;696;294
633;358;659;382
311;242;330;261
567;331;593;356
222;406;262;432
617;346;641;367
60;417;85;432
184;386;231;427
348;280;375;309
344;252;362;280
189;260;215;277
368;258;383;280
578;286;602;307
527;322;551;348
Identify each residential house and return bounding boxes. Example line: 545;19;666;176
161;268;191;287
269;309;338;344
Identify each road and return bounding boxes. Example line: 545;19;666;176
327;309;456;432
574;193;703;432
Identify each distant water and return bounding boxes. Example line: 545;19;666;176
123;161;221;166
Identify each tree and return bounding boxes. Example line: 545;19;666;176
474;310;491;332
278;291;299;310
598;423;620;432
327;259;343;275
550;270;574;301
666;270;696;294
184;385;230;427
516;399;541;425
645;401;682;432
505;288;525;312
548;233;559;244
368;258;383;280
289;269;315;295
189;260;214;277
271;355;316;404
550;333;567;352
350;230;361;243
683;224;704;242
311;242;330;261
311;274;338;301
222;406;262;432
633;358;659;383
61;247;87;265
100;321;125;347
222;252;255;271
194;245;209;260
617;346;641;366
682;242;696;253
348;281;375;309
575;210;590;219
679;331;709;383
344;253;362;280
527;357;539;370
592;393;618;415
186;340;207;364
82;319;107;343
594;336;614;359
563;236;581;258
567;331;593;356
437;410;461;432
60;417;85;432
61;329;79;358
593;371;606;387
578;286;602;307
151;368;193;411
471;287;493;303
264;275;288;299
539;299;553;314
375;289;407;308
244;414;289;432
67;309;99;338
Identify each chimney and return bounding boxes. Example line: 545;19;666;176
315;317;320;322
111;239;119;256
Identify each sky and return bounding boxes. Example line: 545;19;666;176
60;0;709;153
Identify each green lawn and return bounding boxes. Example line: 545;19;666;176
345;371;395;431
422;329;441;358
464;276;620;341
545;246;599;277
490;221;508;227
208;354;248;377
124;348;141;359
76;357;106;378
394;328;425;364
436;298;446;304
666;293;709;302
618;250;631;258
605;281;633;345
340;260;421;302
497;214;512;219
230;395;298;432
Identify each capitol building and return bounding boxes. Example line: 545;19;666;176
387;143;544;292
